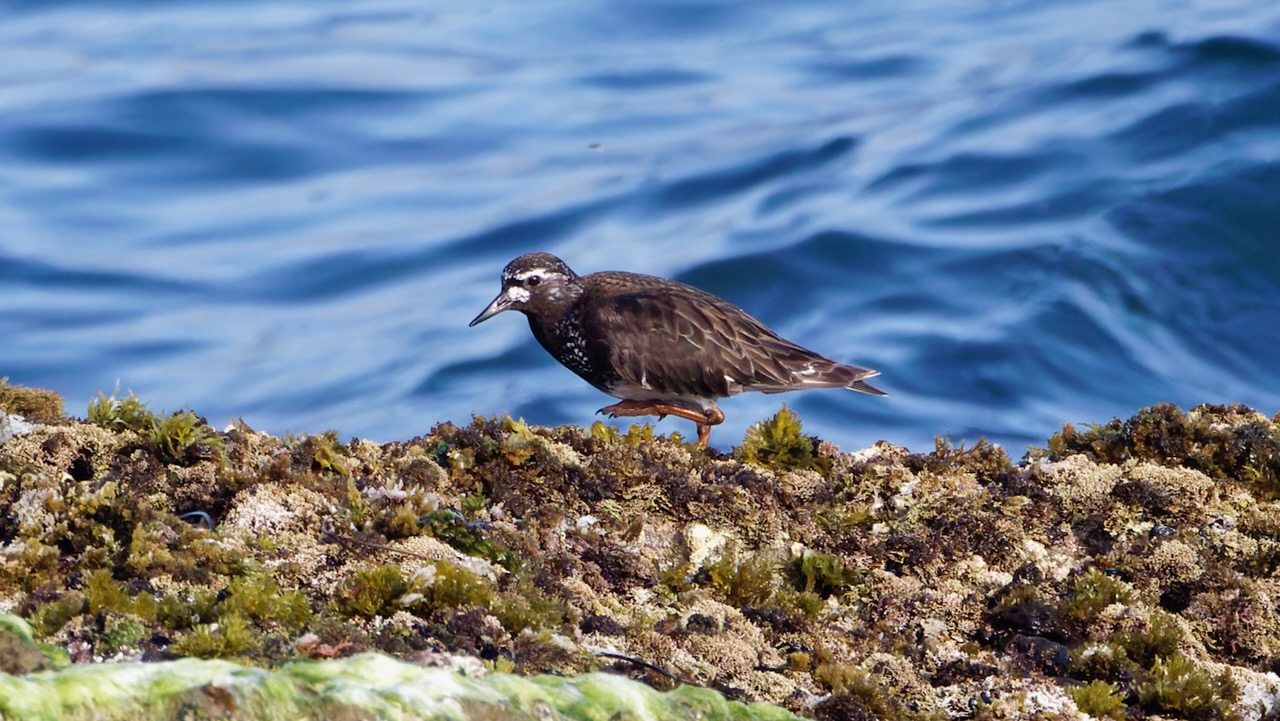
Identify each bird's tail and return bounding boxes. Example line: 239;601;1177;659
825;363;887;396
846;375;888;396
755;360;888;396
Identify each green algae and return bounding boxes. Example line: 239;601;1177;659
0;649;804;721
811;660;934;721
589;419;688;448
699;545;783;607
171;613;259;659
149;410;225;467
87;387;224;467
736;405;818;472
100;614;148;655
490;572;566;634
28;594;85;638
335;563;409;619
87;387;155;434
1069;680;1126;719
405;562;491;616
303;431;351;477
792;550;851;598
1060;568;1133;627
1137;653;1240;721
419;507;517;569
85;569;157;618
218;573;312;632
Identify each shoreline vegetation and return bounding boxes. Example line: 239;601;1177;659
1;379;1278;720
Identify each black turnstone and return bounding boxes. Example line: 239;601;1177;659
469;252;886;449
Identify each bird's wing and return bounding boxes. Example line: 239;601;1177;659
587;287;876;398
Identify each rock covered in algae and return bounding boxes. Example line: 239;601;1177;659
0;632;801;721
3;384;1280;721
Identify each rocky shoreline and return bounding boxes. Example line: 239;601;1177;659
1;380;1278;720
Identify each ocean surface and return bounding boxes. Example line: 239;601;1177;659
3;0;1279;455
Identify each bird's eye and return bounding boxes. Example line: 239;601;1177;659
527;275;541;287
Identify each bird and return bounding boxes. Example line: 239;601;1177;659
469;252;886;449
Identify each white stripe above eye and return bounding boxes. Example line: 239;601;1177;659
512;268;561;281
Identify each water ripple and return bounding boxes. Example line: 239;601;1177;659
2;0;1279;451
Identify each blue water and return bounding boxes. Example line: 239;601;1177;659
3;1;1279;454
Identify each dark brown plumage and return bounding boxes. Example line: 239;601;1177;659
470;252;885;448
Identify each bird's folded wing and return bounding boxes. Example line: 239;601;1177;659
587;289;835;397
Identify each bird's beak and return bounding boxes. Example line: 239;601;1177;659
469;290;513;327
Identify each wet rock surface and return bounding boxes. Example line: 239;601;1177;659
2;382;1279;720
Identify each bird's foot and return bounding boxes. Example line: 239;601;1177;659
598;400;666;419
597;401;724;449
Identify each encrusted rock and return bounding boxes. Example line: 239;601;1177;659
1;398;1278;720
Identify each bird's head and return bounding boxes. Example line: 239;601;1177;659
469;252;580;326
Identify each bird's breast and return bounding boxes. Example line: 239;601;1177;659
550;317;594;376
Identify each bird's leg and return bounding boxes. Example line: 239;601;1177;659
694;407;725;450
597;402;725;449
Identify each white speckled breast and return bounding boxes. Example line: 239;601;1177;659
551;311;594;378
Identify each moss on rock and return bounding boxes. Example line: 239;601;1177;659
0;379;65;425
